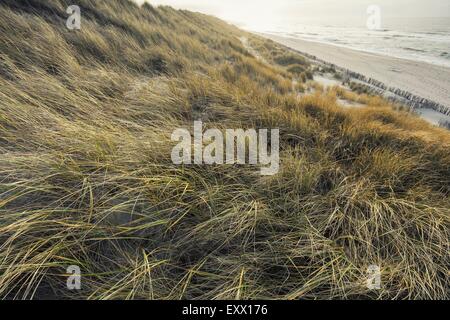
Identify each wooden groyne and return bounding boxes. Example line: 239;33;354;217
288;47;450;116
342;69;450;116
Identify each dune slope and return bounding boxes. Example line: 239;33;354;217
0;0;449;300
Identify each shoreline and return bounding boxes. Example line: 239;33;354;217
258;32;450;69
259;33;450;113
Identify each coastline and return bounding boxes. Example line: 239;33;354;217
259;33;450;110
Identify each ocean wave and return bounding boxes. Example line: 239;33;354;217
299;32;319;36
260;22;450;68
391;34;419;39
419;31;448;35
403;47;427;53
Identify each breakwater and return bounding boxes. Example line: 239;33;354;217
289;47;450;116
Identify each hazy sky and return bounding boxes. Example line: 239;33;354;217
137;0;450;22
133;0;450;32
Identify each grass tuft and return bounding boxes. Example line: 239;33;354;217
0;0;449;300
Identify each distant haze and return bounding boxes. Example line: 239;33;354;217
136;0;450;29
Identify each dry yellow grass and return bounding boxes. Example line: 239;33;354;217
0;0;448;300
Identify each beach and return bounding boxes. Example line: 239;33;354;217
261;33;450;109
2;1;450;301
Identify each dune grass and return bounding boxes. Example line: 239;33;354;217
0;0;449;300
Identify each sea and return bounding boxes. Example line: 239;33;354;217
238;17;450;68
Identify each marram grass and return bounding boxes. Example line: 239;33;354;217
0;0;449;300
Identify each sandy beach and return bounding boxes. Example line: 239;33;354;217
261;33;450;109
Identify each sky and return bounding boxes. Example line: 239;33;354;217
132;0;450;32
135;0;450;25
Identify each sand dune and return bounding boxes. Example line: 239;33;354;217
261;34;450;109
